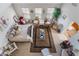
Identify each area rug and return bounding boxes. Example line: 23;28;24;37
30;25;56;53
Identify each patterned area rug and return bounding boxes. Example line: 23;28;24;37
30;25;56;53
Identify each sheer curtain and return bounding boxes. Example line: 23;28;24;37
47;8;55;20
35;8;42;19
22;8;31;21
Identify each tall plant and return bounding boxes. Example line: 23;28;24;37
53;8;61;21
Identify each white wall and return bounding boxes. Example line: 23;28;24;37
0;4;17;48
58;15;72;32
0;3;11;16
58;10;72;32
58;3;79;32
61;4;79;24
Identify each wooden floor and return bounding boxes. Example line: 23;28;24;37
11;29;68;56
30;25;56;53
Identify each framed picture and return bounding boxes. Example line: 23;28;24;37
0;24;3;32
0;16;5;32
62;15;67;20
1;16;7;25
13;16;18;23
1;16;8;28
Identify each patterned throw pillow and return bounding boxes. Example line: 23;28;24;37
27;25;32;37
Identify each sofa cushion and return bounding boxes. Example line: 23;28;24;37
27;25;32;37
9;35;29;42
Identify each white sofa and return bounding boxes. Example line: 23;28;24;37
8;24;33;43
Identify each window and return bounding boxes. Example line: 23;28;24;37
22;8;30;20
35;8;42;19
22;8;30;14
47;8;55;19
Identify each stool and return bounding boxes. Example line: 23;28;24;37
41;48;52;56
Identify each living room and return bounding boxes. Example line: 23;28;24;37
0;3;79;56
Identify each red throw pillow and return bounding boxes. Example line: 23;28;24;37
18;16;25;24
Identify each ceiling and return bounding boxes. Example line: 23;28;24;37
12;3;63;8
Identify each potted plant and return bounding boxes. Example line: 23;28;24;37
53;8;61;21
